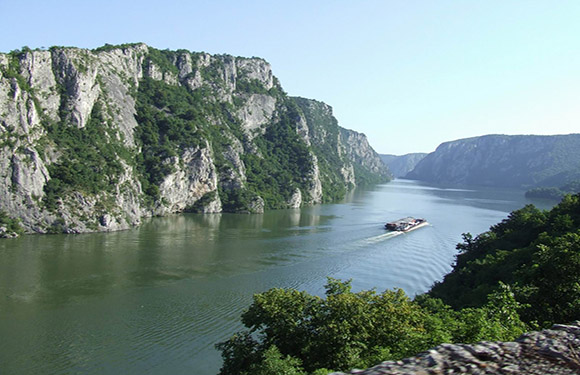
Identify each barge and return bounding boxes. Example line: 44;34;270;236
384;217;427;232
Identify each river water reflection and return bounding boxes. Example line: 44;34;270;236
0;180;554;375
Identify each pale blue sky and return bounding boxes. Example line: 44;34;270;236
1;1;579;154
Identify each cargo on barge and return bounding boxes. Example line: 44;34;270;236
384;217;427;232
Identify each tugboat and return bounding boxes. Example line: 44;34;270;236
385;217;427;232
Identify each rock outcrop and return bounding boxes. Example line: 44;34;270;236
0;44;390;234
335;322;580;375
405;134;580;188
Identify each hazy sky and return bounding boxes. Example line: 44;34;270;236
1;1;579;154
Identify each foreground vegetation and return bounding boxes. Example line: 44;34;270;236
217;193;580;375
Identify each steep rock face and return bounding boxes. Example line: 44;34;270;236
293;97;391;202
1;45;147;233
155;145;221;215
334;322;580;375
340;128;392;184
237;94;277;134
0;44;388;234
380;153;427;178
406;134;580;188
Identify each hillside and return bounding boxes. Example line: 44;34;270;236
405;134;580;188
0;44;390;235
380;153;427;178
429;193;580;327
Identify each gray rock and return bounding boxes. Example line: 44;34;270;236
340;128;391;180
334;322;580;375
288;188;302;208
248;195;265;214
156;145;218;215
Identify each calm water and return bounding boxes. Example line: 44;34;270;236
0;180;553;375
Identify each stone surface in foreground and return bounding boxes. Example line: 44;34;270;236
334;322;580;375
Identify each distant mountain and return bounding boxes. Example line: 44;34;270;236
380;153;427;178
405;134;580;188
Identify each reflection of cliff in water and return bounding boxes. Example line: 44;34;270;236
0;208;342;307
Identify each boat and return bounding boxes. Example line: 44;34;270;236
384;217;427;232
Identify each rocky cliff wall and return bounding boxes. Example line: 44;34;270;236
293;97;391;201
406;134;580;188
334;322;580;375
0;44;389;234
340;128;392;184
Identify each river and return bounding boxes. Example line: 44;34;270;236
0;179;554;375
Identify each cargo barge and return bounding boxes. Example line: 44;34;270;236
384;217;427;232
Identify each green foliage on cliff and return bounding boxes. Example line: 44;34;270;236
291;97;351;202
217;279;525;375
134;69;313;210
244;101;314;208
43;102;132;210
429;193;580;328
4;44;390;222
0;211;24;235
134;77;210;201
144;47;180;75
235;78;269;95
93;43;144;53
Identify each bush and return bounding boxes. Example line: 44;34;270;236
430;194;580;328
217;278;526;375
0;211;24;235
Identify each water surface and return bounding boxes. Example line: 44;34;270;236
0;180;553;374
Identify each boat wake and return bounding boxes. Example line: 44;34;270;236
362;231;404;244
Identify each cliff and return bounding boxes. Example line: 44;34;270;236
0;44;390;234
380;153;427;178
405;134;580;188
334;322;580;375
293;97;391;201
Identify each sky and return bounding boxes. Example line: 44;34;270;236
1;0;579;154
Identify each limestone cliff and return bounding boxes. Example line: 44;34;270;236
340;128;392;185
406;134;580;188
293;97;391;201
0;44;389;234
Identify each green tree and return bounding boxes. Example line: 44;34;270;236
218;278;528;375
0;211;24;235
517;231;580;326
430;193;580;328
249;346;306;375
